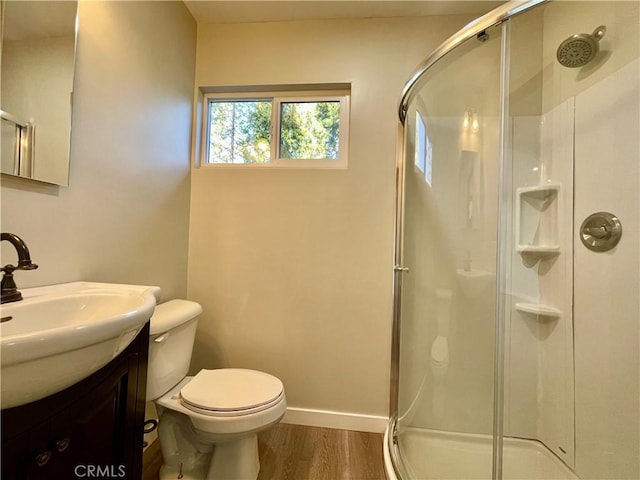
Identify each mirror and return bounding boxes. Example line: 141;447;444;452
1;0;77;186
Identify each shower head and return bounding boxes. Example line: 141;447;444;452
556;26;606;68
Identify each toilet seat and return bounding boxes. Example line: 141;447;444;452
179;369;284;417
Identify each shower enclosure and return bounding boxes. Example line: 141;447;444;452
385;1;639;479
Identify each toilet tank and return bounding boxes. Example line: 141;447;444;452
146;299;203;401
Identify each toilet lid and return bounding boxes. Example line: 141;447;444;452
180;369;284;414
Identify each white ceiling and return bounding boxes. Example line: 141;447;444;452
1;1;502;42
183;1;504;24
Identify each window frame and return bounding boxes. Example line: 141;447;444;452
200;89;350;169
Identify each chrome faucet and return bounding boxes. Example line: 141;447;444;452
1;233;38;304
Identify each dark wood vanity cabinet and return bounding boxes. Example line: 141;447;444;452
2;322;149;480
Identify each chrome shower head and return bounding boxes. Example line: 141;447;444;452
556;26;606;68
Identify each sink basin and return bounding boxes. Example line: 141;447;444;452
0;281;160;409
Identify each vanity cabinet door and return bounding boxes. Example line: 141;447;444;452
46;360;132;478
1;323;148;480
1;423;51;480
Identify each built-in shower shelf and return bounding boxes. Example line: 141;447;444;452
516;184;561;259
517;184;560;202
515;302;561;318
516;245;560;255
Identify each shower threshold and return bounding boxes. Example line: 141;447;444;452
386;427;579;480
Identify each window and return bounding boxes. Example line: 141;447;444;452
201;88;350;168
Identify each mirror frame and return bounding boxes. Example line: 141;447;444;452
1;0;78;186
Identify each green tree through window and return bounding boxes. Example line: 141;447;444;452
209;101;271;164
205;92;347;166
209;100;340;164
279;102;340;159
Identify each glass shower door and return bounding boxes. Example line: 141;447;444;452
391;2;639;480
394;23;505;479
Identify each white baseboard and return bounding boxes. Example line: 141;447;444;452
282;407;388;433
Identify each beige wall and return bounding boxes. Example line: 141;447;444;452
0;1;196;301
188;16;471;418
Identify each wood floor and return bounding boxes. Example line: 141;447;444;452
257;423;386;480
142;423;386;480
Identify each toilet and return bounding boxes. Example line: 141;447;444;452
147;300;286;480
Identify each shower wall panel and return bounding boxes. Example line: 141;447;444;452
505;116;542;441
573;58;640;480
506;100;575;468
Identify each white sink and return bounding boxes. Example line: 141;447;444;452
0;281;160;409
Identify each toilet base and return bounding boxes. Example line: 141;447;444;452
206;434;260;480
160;465;206;480
159;434;260;480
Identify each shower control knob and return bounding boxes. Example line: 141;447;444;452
583;224;610;239
580;212;622;252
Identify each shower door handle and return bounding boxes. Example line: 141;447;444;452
394;265;410;273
